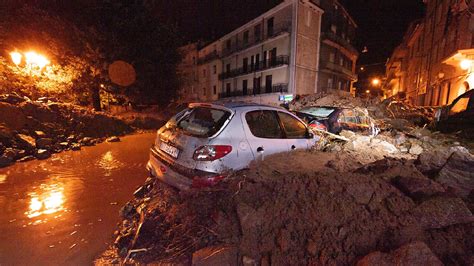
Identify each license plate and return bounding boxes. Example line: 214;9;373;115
160;142;179;158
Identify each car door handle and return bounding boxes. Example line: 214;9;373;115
257;147;264;153
291;145;296;150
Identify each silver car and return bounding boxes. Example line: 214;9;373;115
147;102;319;190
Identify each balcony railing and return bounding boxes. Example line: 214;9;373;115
321;32;359;55
221;22;291;57
219;55;289;80
197;51;219;64
218;83;288;98
321;60;358;81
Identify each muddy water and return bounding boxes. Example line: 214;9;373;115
0;132;156;265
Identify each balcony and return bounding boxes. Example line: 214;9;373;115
219;83;289;98
197;51;219;65
221;22;291;58
219;55;289;80
321;60;358;81
321;32;359;56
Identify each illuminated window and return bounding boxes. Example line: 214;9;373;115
450;97;469;114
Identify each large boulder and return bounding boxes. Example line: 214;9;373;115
435;150;474;198
357;242;443;266
36;138;53;149
414;197;474;229
392;176;445;199
0;102;28;130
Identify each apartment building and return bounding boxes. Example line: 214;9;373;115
178;0;325;105
384;0;474;106
318;0;358;94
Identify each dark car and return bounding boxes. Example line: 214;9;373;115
295;106;379;136
435;89;474;138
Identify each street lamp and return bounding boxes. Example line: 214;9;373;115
460;59;472;70
366;90;370;94
371;78;381;86
24;51;50;69
10;51;22;65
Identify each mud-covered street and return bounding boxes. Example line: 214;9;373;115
0;133;155;265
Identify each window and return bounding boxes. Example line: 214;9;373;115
213;85;217;95
243;30;249;44
226;39;231;50
267;17;274;36
192;56;196;65
450;96;469;114
177;107;231;138
213;65;216;74
331;24;337;33
306;10;312;27
329;52;335;63
255;24;261;41
203;87;206;96
255;54;260;70
277;112;307;139
251;56;255;71
340;109;358;124
226;83;231;96
243;80;248;95
246;110;283;139
226;63;231;74
203;69;206;77
327;78;333;90
243;58;248;72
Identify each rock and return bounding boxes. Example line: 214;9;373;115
34;131;47;138
416;146;469;176
17;156;35;162
393;132;407;146
0;102;29;130
59;142;69;148
0;155;12;167
192;245;238;266
16;134;36;150
350;136;371;150
0;94;26;105
106;136;120;143
81;137;94;146
3;148;20;160
36;138;53;149
414;197;474;229
340;130;356;139
409;143;423;155
392;176;445;199
36;149;51;160
435;150;474;198
377;140;398;154
357;242;443;266
71;143;81;151
120;202;136;219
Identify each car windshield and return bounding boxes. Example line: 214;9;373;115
299;107;336;118
175;107;231;137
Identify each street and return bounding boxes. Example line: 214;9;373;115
0;133;155;265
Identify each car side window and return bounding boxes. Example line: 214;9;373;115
340;109;358;124
277;112;307;139
450;96;469;115
245;110;284;139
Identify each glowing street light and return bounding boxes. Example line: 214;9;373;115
10;51;22;65
460;59;472;70
366;90;370;94
24;51;50;69
371;78;381;86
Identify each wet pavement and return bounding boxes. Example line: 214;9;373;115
0;132;156;265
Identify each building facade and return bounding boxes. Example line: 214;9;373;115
318;0;358;94
178;0;358;105
384;0;474;106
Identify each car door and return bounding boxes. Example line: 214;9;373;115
242;109;289;160
276;111;312;150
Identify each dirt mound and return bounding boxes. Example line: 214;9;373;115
103;150;474;265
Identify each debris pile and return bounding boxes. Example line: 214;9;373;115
0;94;133;167
99;148;474;265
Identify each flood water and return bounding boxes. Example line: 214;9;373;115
0;132;156;265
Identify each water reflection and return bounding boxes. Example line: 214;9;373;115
97;151;123;176
26;182;65;218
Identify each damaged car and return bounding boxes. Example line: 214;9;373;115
294;106;379;136
147;102;319;190
435;89;474;137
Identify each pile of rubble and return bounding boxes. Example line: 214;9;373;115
98;147;474;265
0;94;133;167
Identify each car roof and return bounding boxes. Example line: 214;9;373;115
191;101;284;110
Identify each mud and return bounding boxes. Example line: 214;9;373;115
101;150;474;265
